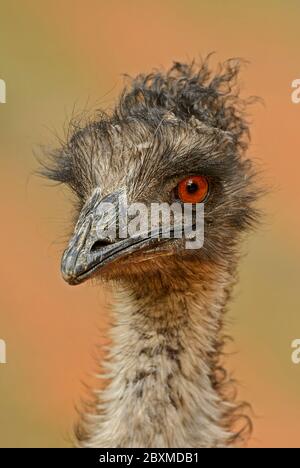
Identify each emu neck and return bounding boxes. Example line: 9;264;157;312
82;265;238;448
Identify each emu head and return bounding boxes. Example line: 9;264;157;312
44;60;258;285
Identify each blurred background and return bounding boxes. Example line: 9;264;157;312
0;0;300;448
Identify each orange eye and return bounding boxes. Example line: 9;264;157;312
177;176;209;203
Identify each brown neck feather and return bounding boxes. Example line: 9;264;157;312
77;261;249;448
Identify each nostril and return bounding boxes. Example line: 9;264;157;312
91;239;112;252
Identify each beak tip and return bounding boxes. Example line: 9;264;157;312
61;271;80;286
61;250;82;285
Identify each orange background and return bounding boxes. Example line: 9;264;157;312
0;0;300;447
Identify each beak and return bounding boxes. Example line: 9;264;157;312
61;188;161;285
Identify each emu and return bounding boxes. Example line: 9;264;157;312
43;59;259;448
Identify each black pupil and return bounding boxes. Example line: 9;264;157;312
186;181;199;194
